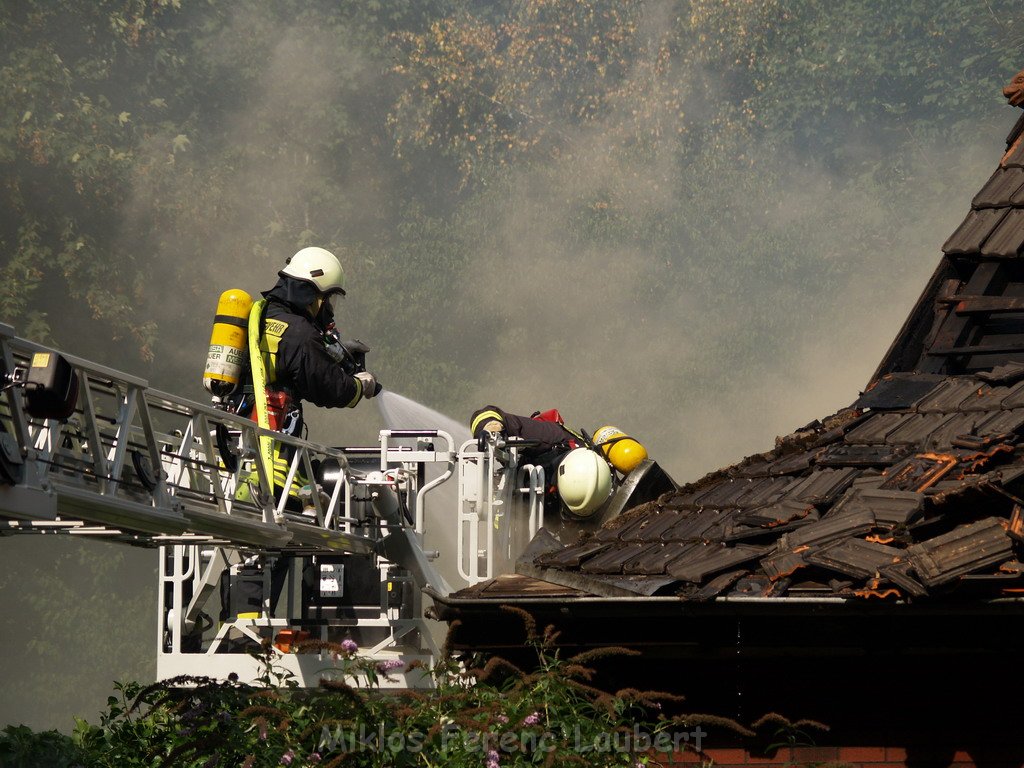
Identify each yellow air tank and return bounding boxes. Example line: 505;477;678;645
593;425;648;475
203;289;253;399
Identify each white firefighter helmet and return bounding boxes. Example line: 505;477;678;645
280;247;346;296
556;448;613;518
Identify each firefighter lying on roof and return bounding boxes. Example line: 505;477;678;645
469;406;648;519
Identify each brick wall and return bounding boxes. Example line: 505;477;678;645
652;744;1024;767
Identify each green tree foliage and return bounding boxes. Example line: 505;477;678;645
1;0;1024;734
682;0;1024;154
383;0;1024;422
0;0;453;372
3;0;1021;384
0;1;186;357
388;1;670;179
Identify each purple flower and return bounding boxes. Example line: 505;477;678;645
341;638;358;654
522;711;541;726
486;748;501;768
307;753;322;764
376;658;404;674
279;749;295;765
496;714;509;723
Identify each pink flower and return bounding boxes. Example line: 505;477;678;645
486;748;501;768
496;714;509;723
279;749;294;765
376;658;404;674
522;712;541;726
341;638;358;654
307;753;322;764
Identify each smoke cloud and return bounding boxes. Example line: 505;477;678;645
120;9;387;403
1;1;1019;732
446;69;1007;481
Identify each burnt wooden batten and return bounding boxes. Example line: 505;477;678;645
874;98;1024;379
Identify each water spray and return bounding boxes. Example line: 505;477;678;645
375;391;471;445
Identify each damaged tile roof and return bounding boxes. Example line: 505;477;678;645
505;69;1024;606
875;89;1024;379
523;371;1024;601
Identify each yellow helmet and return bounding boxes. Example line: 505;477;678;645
593;425;648;474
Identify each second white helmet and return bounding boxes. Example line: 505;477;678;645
556;448;613;518
280;247;346;296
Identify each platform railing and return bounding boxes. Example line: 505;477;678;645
0;323;389;554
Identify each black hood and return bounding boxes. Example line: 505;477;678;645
263;275;319;315
262;275;335;329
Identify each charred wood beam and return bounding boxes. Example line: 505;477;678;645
951;296;1024;314
928;340;1024;356
922;262;1007;373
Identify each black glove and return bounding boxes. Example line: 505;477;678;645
341;339;370;373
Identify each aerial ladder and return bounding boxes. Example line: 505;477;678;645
0;323;552;688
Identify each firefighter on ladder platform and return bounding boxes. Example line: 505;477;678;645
469;406;649;519
202;247;385;629
236;246;382;505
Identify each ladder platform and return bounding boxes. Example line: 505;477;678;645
0;323;386;555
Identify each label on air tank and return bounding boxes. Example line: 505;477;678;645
205;344;243;377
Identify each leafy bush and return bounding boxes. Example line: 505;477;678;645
58;611;700;767
0;724;82;768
